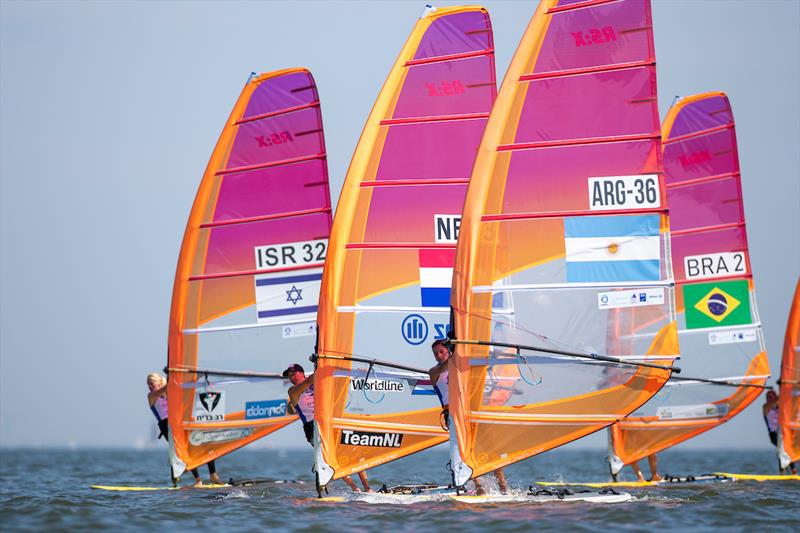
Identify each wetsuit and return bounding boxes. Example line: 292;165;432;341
765;404;795;471
294;385;315;445
150;394;216;477
433;370;449;428
765;405;780;446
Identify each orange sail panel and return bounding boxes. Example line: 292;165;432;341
449;0;678;486
314;6;496;487
167;69;332;477
608;92;770;473
778;279;800;470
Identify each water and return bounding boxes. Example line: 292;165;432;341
1;447;797;531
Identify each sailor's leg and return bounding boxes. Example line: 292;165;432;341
342;475;360;492
630;460;644;482
494;469;508;494
648;454;662;481
357;470;372;492
206;460;221;484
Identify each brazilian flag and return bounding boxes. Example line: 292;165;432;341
683;280;752;329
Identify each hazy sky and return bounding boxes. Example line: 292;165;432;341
1;0;798;451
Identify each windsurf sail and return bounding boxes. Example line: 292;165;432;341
167;68;332;477
607;92;770;474
778;279;800;470
448;0;680;486
314;6;497;488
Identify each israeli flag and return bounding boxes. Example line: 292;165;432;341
255;269;322;324
564;215;661;282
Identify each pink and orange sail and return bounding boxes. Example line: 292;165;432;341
313;6;496;488
167;69;332;477
448;0;679;486
608;92;770;474
778;279;800;471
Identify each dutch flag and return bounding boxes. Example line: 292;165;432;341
419;248;455;307
564;215;661;283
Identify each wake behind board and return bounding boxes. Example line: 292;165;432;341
713;472;800;481
313;484;456;504
450;488;631;504
91;478;305;492
315;487;630;504
535;474;733;488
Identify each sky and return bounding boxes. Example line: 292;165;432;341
1;0;798;452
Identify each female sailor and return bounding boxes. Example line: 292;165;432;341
146;373;221;486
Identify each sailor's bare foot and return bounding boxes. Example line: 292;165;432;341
475;486;486;496
209;474;222;485
650;473;663;482
635;473;645;482
193;478;204;487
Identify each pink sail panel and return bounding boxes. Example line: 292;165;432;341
314;7;496;487
449;0;676;486
168;69;332;477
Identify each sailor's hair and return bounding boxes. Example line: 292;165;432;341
431;339;450;353
146;372;166;386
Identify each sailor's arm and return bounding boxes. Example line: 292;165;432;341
147;384;167;407
288;374;314;406
428;359;449;384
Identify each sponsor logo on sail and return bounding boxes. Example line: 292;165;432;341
349;378;405;393
340;429;403;448
194;390;225;422
597;288;664;310
189;427;253;446
245;399;288;420
401;314;428;345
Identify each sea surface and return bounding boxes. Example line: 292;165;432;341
0;447;797;532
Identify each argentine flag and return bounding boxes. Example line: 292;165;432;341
564;215;661;282
419;248;455;307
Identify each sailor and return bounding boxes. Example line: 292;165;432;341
284;364;372;492
429;339;509;495
763;390;797;474
146;373;221;486
629;454;661;482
